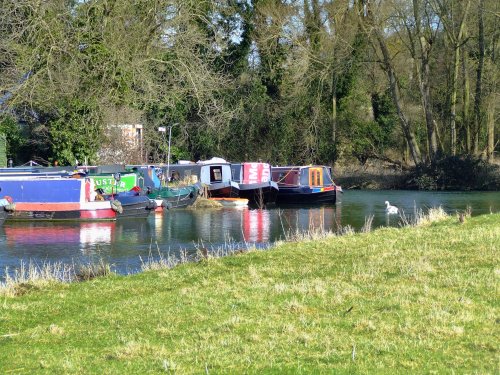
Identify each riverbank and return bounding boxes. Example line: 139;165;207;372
1;213;498;373
335;156;500;190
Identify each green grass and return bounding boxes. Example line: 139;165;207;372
1;214;499;373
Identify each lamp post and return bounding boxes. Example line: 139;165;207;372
158;123;178;188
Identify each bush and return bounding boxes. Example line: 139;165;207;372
406;156;500;190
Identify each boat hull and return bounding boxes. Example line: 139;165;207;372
275;186;337;205
208;181;240;198
8;202;117;221
149;185;199;209
114;195;156;219
165;190;197;208
0;178;155;221
238;182;278;206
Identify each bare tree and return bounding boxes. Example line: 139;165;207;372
432;0;471;155
357;0;422;165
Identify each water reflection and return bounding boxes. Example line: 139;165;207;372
242;209;270;242
277;205;343;234
1;190;499;280
4;222;116;246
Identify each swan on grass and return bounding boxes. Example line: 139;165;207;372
385;201;399;214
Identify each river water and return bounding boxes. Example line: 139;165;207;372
1;190;498;279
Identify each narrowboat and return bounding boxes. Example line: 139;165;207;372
271;165;337;205
231;162;278;206
167;158;240;198
78;169;157;218
133;165;200;210
0;176;155;221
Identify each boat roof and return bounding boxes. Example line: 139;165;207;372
271;165;331;170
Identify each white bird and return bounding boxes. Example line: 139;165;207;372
385;201;399;214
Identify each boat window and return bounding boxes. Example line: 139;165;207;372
170;171;180;181
308;168;323;187
300;170;309;186
271;171;283;182
231;165;242;182
273;170;299;186
210;166;222;182
323;167;333;185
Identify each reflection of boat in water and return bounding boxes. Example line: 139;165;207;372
4;222;115;245
277;206;341;233
242;209;270;242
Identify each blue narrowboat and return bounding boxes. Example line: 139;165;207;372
271;165;337;205
0;175;155;221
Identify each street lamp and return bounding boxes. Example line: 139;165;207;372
158;123;178;187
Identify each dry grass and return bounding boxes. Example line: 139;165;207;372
0;259;113;297
188;196;222;209
0;261;73;297
140;237;257;272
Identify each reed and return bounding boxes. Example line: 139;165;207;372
1;260;72;296
0;259;113;296
399;205;449;227
74;259;113;281
255;188;265;209
140;237;257;272
360;214;374;233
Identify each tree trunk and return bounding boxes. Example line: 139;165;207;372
419;42;439;162
375;30;422;165
450;45;460;155
358;0;421;165
486;95;496;162
413;0;438;162
441;0;470;156
332;75;337;145
462;47;471;152
473;0;485;154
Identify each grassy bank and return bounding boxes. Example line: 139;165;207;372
1;214;498;373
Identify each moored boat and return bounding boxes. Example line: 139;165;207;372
149;185;199;210
168;158;240;198
103;189;157;219
0;176;155;221
271;165;337;205
84;168;157;218
134;165;200;210
231;162;278;206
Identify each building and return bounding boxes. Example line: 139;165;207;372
98;124;144;164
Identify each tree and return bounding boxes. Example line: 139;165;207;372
358;0;422;165
432;0;471;155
